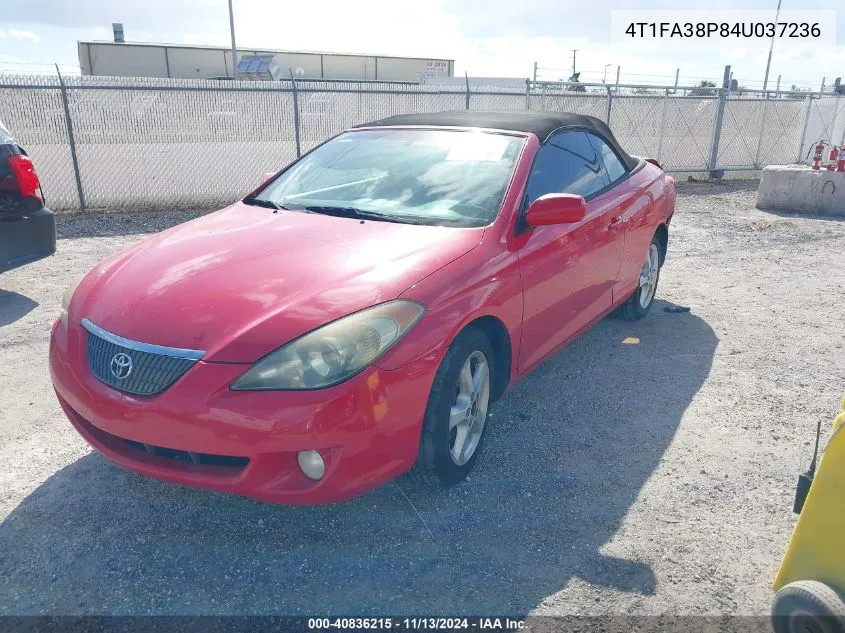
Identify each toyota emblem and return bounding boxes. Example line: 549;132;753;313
109;352;133;380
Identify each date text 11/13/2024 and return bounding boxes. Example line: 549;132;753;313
307;617;526;630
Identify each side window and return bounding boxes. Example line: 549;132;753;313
587;133;628;184
523;131;607;205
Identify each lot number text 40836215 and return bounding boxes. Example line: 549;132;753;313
307;618;526;630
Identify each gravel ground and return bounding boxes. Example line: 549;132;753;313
0;180;844;616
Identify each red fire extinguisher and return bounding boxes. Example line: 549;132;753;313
838;146;845;172
826;146;838;171
811;142;825;170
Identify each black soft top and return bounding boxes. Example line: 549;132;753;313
355;110;638;171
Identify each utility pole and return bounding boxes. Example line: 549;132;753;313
603;63;611;83
533;61;538;82
228;0;239;79
762;0;782;92
571;50;578;77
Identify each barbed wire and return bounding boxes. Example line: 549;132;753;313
0;58;830;91
0;61;81;75
535;65;826;91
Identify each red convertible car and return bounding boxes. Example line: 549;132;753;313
50;111;676;504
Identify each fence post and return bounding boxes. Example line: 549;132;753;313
830;94;843;146
55;65;86;212
465;72;470;110
707;88;728;175
525;79;530;110
605;85;613;124
656;89;670;163
836;95;845;147
289;70;301;158
795;95;813;163
753;98;769;168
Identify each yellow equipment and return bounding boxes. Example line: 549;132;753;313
772;395;845;633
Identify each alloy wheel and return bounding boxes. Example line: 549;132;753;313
638;243;660;309
448;350;490;466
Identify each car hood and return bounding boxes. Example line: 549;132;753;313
75;202;483;362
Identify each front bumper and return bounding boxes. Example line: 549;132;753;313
49;319;443;504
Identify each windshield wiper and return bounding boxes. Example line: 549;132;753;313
244;197;317;213
302;205;426;225
242;196;286;210
244;198;426;224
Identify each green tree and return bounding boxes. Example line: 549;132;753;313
690;80;717;97
567;72;587;93
787;85;811;100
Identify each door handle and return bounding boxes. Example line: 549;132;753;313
608;215;625;228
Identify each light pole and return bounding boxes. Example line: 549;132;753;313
603;64;612;83
762;0;782;93
228;0;239;79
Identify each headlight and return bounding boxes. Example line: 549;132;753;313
59;274;86;328
231;300;426;391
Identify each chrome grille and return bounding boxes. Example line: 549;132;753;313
82;318;204;396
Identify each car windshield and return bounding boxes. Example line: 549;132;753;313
252;128;526;227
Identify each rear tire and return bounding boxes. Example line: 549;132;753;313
409;327;494;486
620;234;662;321
772;581;845;633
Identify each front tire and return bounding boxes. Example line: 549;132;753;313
620;235;662;321
410;327;494;486
772;581;845;633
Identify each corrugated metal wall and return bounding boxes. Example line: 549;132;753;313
78;42;454;82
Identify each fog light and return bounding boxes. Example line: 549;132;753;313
297;450;325;480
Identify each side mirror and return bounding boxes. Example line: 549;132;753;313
259;172;276;187
524;193;586;226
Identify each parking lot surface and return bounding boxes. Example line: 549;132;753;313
1;181;844;615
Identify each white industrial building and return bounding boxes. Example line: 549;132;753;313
77;41;454;82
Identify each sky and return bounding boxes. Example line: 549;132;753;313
0;0;843;89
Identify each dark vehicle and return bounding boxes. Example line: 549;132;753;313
0;120;56;273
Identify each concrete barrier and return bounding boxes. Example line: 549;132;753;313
757;165;845;217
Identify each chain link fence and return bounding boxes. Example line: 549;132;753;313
1;74;843;212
